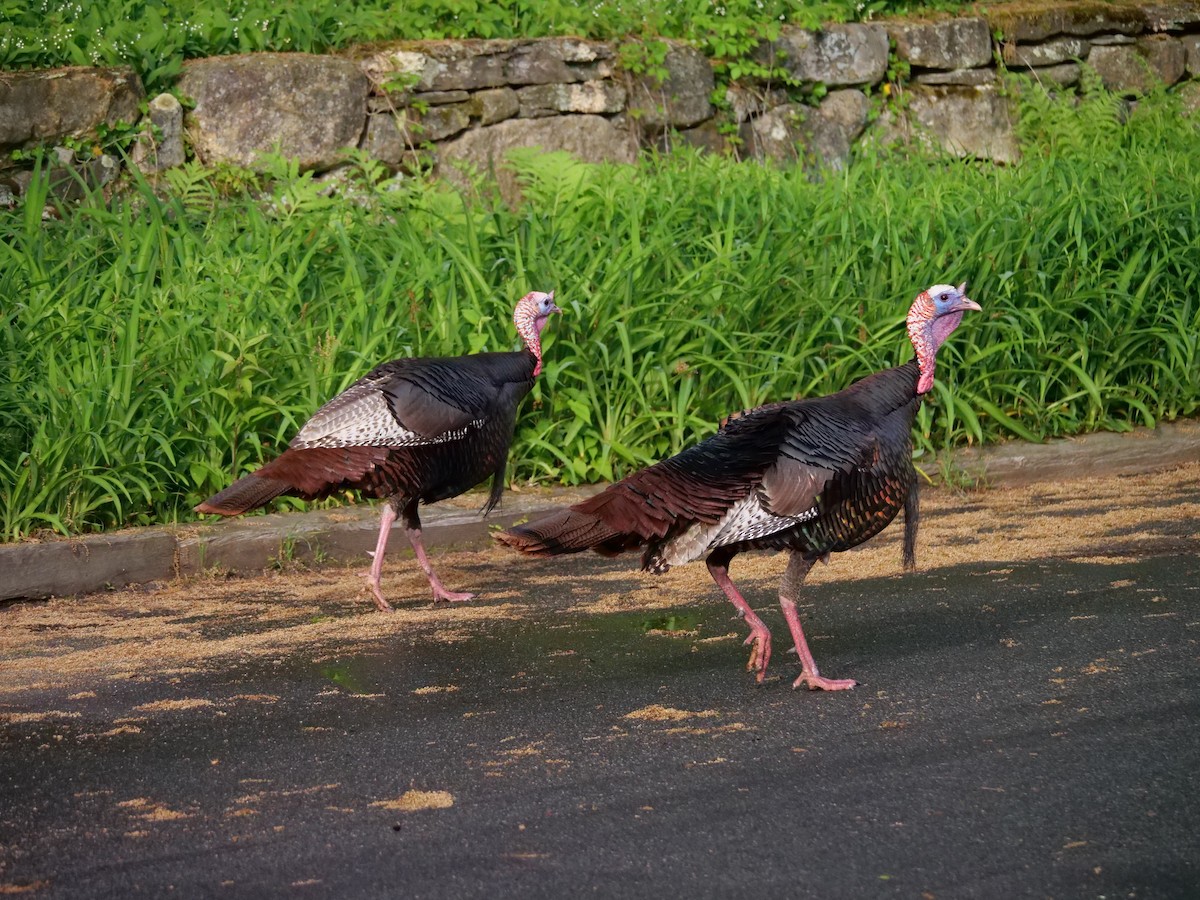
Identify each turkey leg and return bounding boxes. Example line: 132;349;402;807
779;553;855;691
401;499;474;604
706;550;771;682
362;502;398;612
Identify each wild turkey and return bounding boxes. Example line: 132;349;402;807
496;284;979;690
197;291;562;611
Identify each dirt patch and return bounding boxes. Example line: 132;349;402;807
1;463;1198;700
0;881;51;894
662;723;750;737
139;806;190;822
0;592;530;697
496;741;545;759
0;710;80;724
370;790;454;812
134;699;216;713
624;705;720;723
116;798;191;821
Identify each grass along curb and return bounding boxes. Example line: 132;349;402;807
6;93;1200;541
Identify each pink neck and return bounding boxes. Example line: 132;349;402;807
906;288;971;394
906;292;935;394
514;306;546;376
907;291;965;395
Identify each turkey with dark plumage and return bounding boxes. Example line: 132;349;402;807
497;284;979;689
198;291;561;611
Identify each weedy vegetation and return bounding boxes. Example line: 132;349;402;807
1;84;1198;539
2;0;970;93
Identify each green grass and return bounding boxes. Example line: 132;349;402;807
1;85;1198;540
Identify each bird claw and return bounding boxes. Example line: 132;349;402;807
432;588;475;603
792;672;856;691
743;629;771;683
358;571;394;612
367;588;394;613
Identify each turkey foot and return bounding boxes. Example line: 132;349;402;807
429;581;475;604
779;596;854;692
794;671;857;691
404;518;474;604
360;505;399;612
359;569;395;613
743;624;772;682
708;555;771;682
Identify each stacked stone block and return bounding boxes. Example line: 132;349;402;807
1;0;1198;198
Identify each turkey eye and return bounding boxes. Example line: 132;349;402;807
939;293;949;302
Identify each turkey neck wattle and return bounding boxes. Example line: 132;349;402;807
907;293;964;395
513;308;550;376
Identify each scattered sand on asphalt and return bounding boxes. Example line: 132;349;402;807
624;705;719;722
134;699;215;713
664;723;751;737
117;798;191;821
369;790;454;812
0;879;50;893
620;705;751;738
2;462;1198;697
0;592;533;697
0;710;80;724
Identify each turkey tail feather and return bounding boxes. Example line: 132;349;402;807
495;508;622;556
195;473;291;517
480;463;506;517
902;476;919;571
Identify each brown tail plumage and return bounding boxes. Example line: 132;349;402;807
495;508;624;557
195;473;291;516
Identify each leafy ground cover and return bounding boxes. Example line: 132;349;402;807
1;85;1198;539
3;0;971;94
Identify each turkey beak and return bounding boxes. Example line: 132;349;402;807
546;290;562;315
954;284;981;313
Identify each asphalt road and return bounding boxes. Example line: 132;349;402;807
2;547;1198;899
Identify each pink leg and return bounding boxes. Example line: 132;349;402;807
401;501;474;604
780;553;855;691
361;504;397;612
706;554;771;683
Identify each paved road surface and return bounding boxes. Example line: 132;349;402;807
2;546;1198;898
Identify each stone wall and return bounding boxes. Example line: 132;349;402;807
2;0;1199;203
